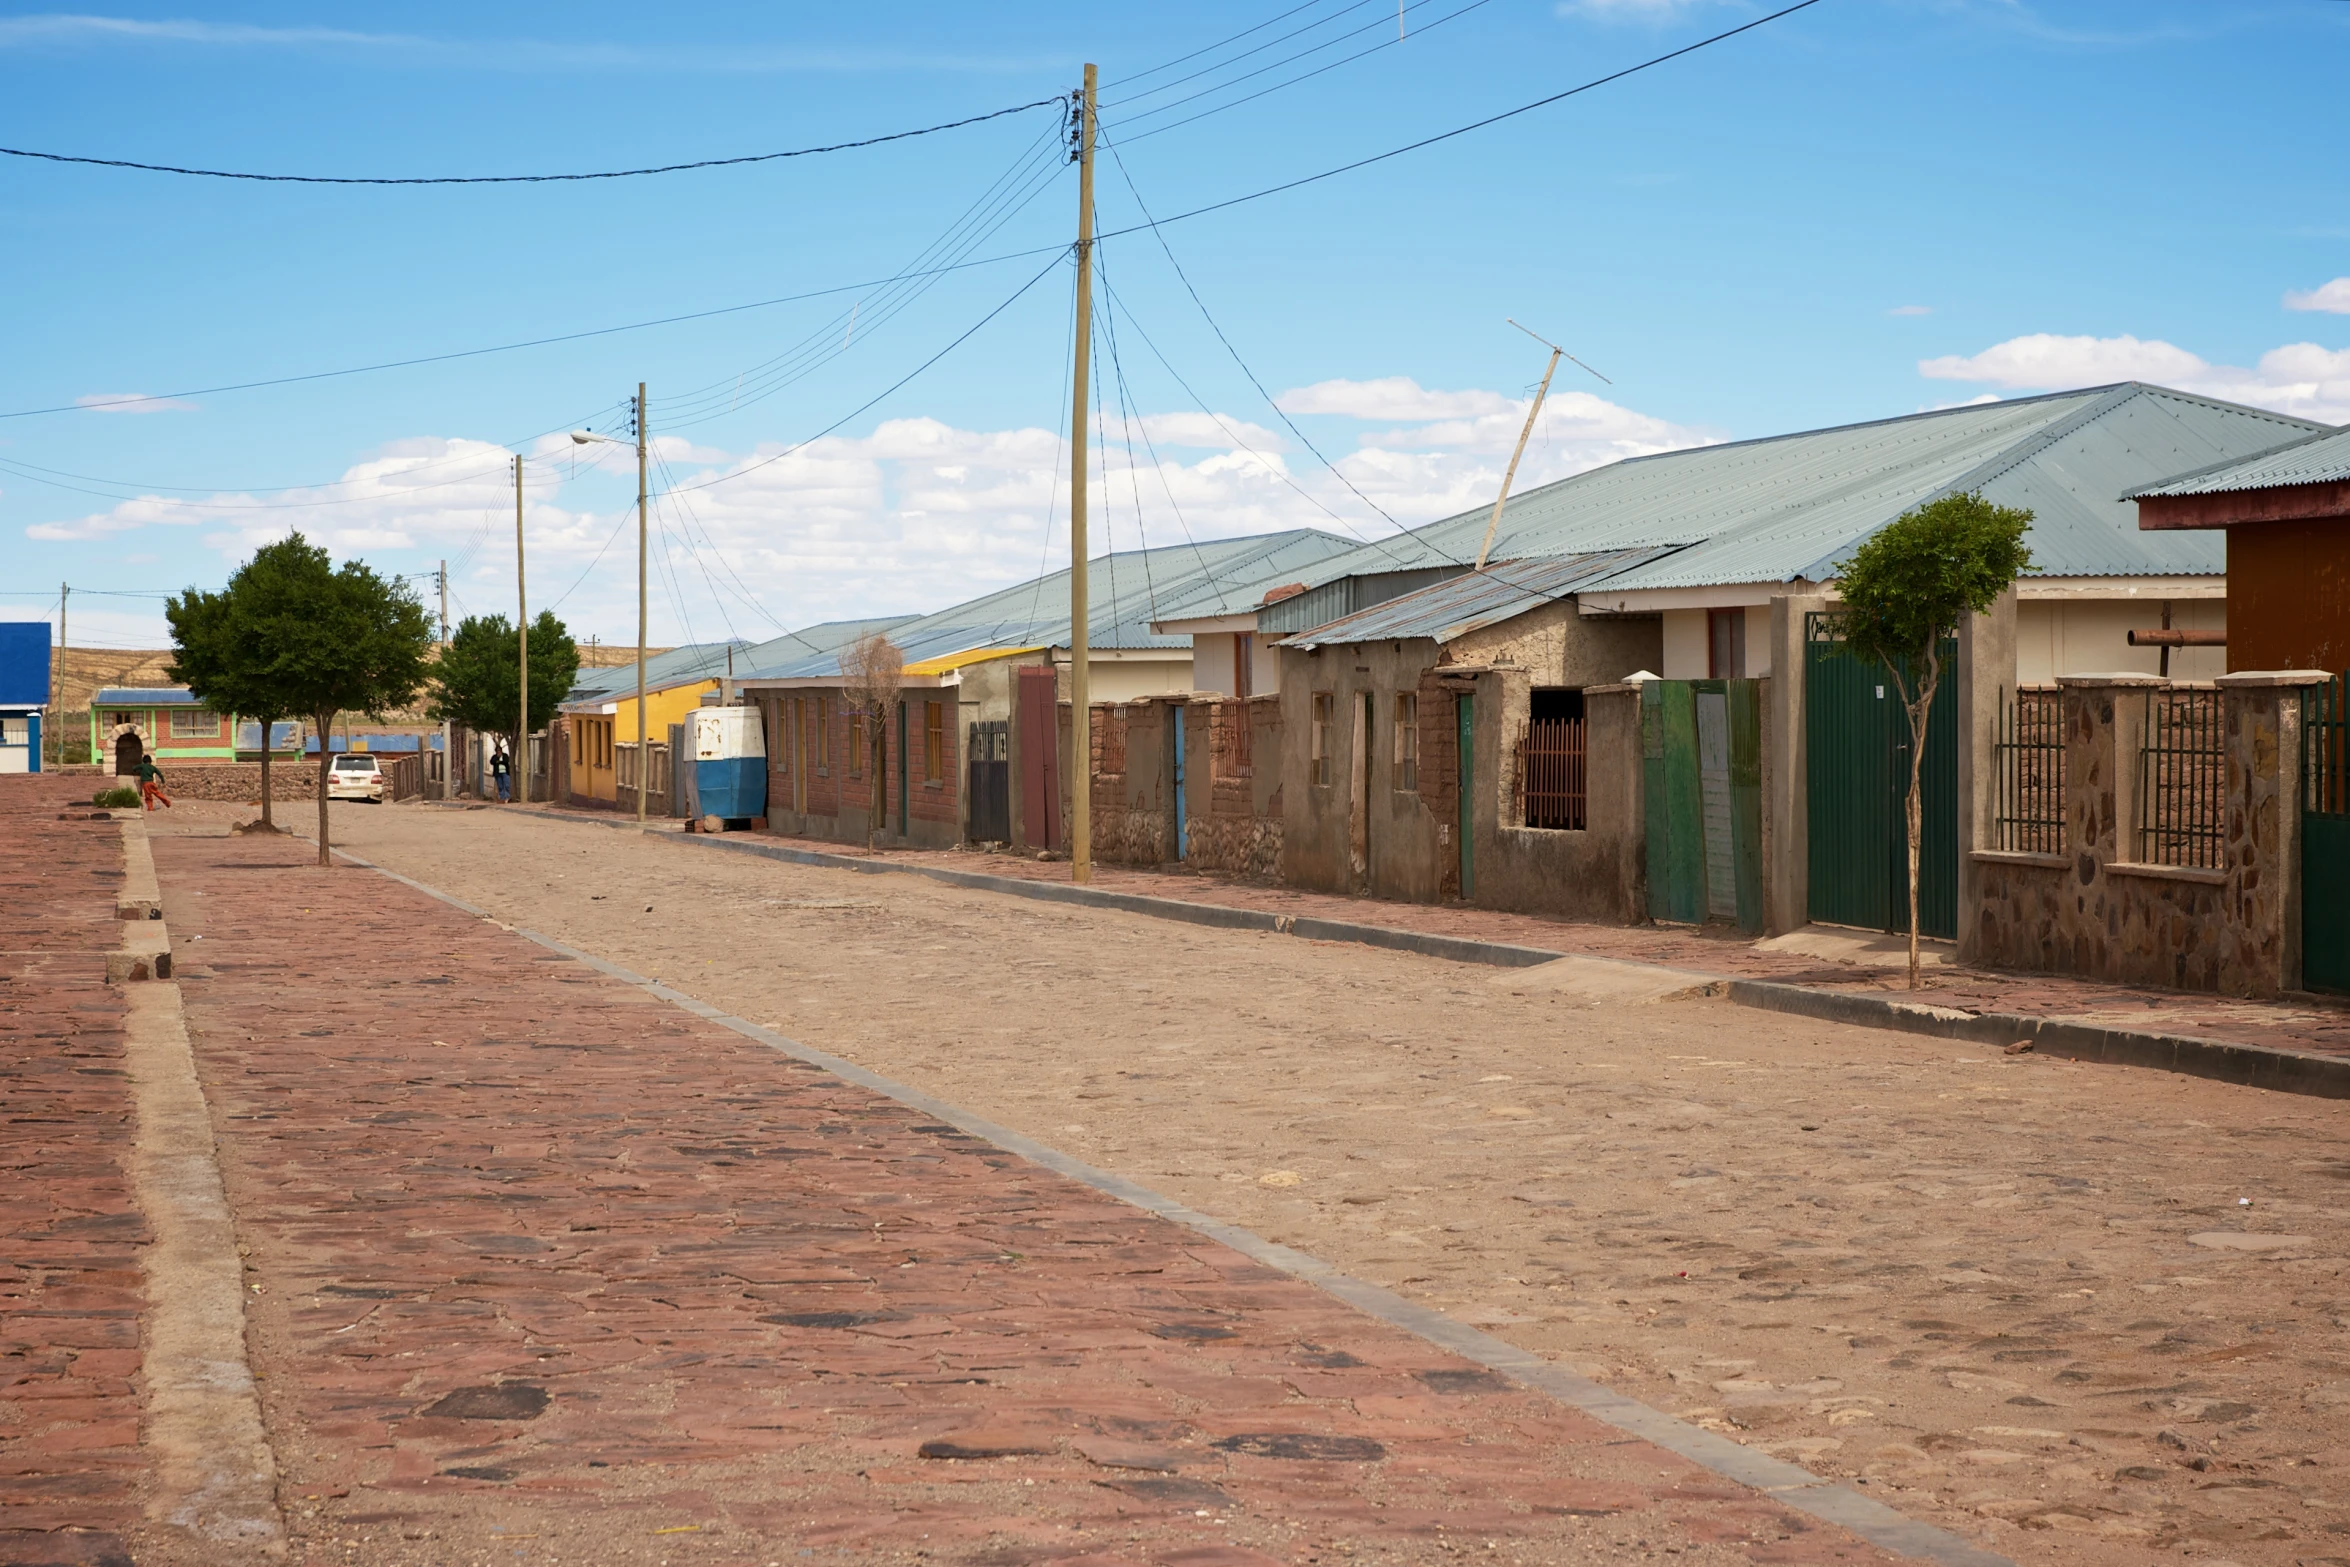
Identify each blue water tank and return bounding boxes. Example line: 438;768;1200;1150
690;705;767;821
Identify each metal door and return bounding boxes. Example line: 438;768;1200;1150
2306;675;2350;992
967;720;1010;843
1170;706;1188;861
1696;690;1737;921
1456;693;1474;900
1018;667;1060;851
1805;614;1958;939
1643;679;1763;932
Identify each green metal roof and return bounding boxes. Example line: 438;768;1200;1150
1269;385;2322;618
2124;423;2350;498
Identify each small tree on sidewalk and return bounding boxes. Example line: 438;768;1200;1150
1837;492;2034;990
166;574;293;832
229;535;435;866
840;632;903;854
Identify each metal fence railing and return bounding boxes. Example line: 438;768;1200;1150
2138;688;2225;868
2310;674;2350;819
1514;716;1587;831
1993;686;2065;853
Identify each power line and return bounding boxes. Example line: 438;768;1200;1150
0;97;1065;185
7;4;1817;424
1104;0;1386;107
1105;0;1370;90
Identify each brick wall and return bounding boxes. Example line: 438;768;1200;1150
1185;696;1284;881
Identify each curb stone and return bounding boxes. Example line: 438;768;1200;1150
328;841;2018;1567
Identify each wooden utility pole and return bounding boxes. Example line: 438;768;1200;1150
1475;320;1610;571
438;561;451;799
635;382;649;831
1069;64;1097;883
54;582;66;768
514;454;529;805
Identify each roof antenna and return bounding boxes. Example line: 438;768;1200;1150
1475;321;1612;571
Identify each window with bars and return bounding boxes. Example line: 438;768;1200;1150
2139;689;2225;868
924;701;945;784
817;697;832;771
1514;716;1587;830
1310;692;1333;787
1993;687;2065;853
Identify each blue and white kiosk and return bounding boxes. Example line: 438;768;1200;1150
685;702;766;825
0;622;50;774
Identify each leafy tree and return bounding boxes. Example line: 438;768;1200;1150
227;534;435;866
1836;492;2035;989
840;632;903;853
166;577;296;831
427;612;582;777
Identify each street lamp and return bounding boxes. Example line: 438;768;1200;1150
573;386;650;830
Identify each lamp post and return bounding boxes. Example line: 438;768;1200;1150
573;388;650;828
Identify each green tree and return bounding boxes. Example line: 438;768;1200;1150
427;612;582;777
165;577;295;831
1836;492;2035;989
227;534;435;866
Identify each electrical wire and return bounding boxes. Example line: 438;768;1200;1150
1110;0;1498;146
0;97;1065;185
8;3;1818;425
1104;0;1370;91
1095;238;1218;596
1104;0;1385;108
659;249;1067;500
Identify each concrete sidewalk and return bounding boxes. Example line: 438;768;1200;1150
139;813;2006;1565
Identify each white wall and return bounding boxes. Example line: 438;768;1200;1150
1661;608;1710;679
2016;598;2226;685
1086;657;1195;704
1191;633;1238;697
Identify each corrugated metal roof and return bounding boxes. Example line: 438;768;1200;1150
95;685;199;706
1281;548;1683;649
560;641;748;709
2124;424;2350;498
1264;385;2320;622
741;528;1353;682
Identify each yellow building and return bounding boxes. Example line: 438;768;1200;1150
558;643;746;807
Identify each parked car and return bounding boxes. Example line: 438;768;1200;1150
326;753;386;803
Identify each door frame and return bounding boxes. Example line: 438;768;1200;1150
1456;692;1474;901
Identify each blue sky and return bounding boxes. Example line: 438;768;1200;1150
3;0;2344;650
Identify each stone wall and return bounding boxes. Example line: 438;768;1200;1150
1185;696;1283;881
150;761;318;803
1969;672;2319;997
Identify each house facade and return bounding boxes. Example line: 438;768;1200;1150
0;622;48;773
90;686;239;775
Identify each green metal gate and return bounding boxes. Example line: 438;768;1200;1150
2305;675;2350;993
1643;678;1763;933
1805;613;1958;939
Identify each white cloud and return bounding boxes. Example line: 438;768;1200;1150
2286;278;2350;315
1888;304;1934;318
1276;376;1516;420
75;392;199;414
23;380;1715;643
0;16;412;47
1918;331;2350;425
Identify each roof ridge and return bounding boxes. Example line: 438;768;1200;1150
2122;420;2350;498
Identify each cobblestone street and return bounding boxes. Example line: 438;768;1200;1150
9;787;2350;1567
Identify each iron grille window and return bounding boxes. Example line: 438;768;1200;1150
2312;675;2350;818
1993;687;2065;853
1514;717;1587;831
1310;692;1333;786
2138;688;2225;868
924;701;945;784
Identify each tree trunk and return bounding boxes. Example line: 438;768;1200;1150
866;722;882;855
257;721;274;829
1899;650;1943;991
315;711;336;867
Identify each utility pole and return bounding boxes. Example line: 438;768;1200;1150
1069;64;1097;884
514;454;529;805
635;382;649;831
438;562;451;799
1475;320;1610;571
54;583;66;768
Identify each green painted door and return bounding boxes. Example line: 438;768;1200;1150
1643;679;1763;933
1805;614;1958;938
1457;693;1474;900
2306;676;2350;993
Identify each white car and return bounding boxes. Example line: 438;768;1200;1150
327;753;386;803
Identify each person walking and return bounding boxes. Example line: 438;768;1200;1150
135;753;172;811
491;743;512;804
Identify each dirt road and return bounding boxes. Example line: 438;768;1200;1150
193;800;2350;1565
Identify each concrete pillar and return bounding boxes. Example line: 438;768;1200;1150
1764;595;1827;935
2059;674;2163;873
1955;588;2018;963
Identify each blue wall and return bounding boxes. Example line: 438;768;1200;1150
0;623;50;708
